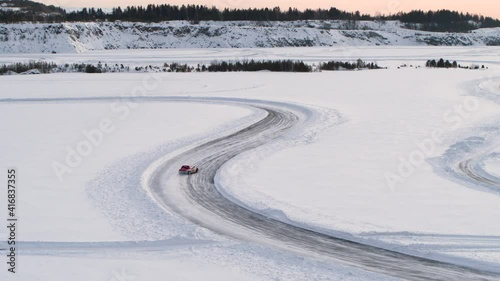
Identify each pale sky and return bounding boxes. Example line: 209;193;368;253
38;0;500;19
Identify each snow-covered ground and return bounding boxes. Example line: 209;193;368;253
0;20;499;53
0;47;500;280
1;46;499;72
213;69;500;268
482;154;500;178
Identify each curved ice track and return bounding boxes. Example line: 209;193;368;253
459;158;500;188
147;102;500;281
2;96;500;280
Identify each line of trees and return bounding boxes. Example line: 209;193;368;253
399;10;500;32
0;61;130;75
1;1;499;32
0;59;384;75
425;58;487;69
204;60;312;72
426;59;458;68
3;58;490;75
0;61;57;75
320;59;382;70
62;6;500;29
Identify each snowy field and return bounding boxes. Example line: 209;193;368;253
1;47;500;280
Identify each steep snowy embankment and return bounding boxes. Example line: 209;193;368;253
0;20;499;53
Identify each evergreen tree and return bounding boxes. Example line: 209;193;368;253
437;58;445;68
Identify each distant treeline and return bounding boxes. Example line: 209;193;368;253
400;10;500;32
203;60;311;72
0;61;57;74
0;59;383;75
66;6;371;22
320;59;382;71
426;59;458;68
0;61;128;74
425;58;486;69
2;59;488;75
0;1;499;32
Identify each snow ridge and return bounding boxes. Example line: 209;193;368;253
1;20;499;53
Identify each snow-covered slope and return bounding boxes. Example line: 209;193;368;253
1;20;499;53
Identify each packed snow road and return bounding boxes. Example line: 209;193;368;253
460;158;500;188
147;101;500;281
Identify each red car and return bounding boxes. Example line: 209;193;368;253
179;165;199;175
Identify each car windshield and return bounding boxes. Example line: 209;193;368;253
182;166;189;169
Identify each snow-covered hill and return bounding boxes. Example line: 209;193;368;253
1;20;499;53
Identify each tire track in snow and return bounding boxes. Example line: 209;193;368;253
459;158;500;187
